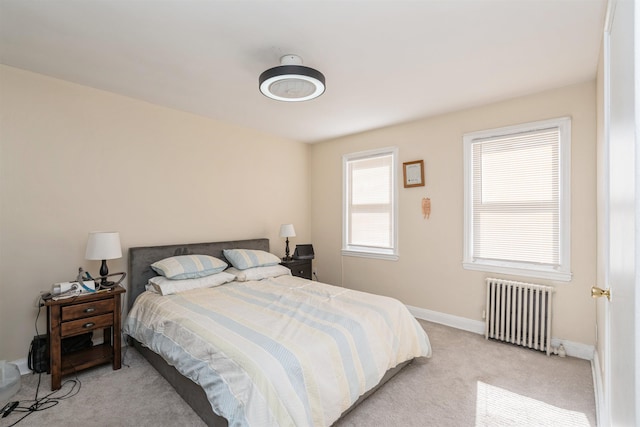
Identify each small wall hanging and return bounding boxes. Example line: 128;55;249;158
403;160;425;188
422;197;431;219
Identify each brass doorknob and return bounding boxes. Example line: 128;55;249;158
591;286;611;301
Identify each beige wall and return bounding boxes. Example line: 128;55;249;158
311;81;597;346
0;65;311;361
0;64;598;361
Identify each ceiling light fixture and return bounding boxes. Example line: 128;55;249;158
259;54;325;102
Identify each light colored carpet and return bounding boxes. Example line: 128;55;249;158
1;321;596;427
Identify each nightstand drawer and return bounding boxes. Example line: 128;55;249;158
62;299;114;321
61;313;113;337
281;259;312;280
291;264;311;279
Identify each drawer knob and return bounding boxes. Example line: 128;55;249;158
84;307;96;313
83;322;95;328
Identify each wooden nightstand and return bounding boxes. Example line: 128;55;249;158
44;286;125;390
281;259;312;280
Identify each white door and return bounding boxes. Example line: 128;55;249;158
601;0;638;425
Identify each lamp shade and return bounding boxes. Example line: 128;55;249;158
85;231;122;260
279;224;296;238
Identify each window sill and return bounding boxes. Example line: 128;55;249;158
342;249;399;261
462;261;572;282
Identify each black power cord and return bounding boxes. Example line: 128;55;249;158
3;296;82;425
3;377;81;426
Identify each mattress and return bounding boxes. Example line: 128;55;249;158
124;274;431;426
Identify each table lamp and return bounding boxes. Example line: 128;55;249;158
279;224;296;261
85;231;122;288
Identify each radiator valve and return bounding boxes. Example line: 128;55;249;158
557;344;566;358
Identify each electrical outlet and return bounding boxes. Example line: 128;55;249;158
35;290;52;308
35;293;45;308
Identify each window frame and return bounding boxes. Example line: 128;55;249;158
463;117;572;281
342;147;399;260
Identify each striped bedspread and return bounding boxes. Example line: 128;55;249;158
124;275;431;426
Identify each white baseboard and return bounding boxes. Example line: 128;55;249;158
550;338;595;361
407;304;595;361
407;305;485;335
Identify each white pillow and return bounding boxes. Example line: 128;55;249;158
148;271;235;296
225;265;291;282
151;254;227;279
223;249;280;270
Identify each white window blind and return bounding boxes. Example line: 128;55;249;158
463;117;571;281
343;148;398;259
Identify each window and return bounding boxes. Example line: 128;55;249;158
343;147;398;260
463;117;571;281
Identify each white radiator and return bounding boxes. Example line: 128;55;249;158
485;278;554;355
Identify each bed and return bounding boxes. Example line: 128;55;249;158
124;238;431;426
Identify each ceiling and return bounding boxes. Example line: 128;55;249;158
0;0;606;143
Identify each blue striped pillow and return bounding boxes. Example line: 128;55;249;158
223;249;280;270
151;255;227;280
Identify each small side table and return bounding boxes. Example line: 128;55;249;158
44;286;125;390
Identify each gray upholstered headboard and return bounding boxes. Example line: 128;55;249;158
128;238;270;310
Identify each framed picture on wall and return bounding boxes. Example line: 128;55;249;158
403;160;425;188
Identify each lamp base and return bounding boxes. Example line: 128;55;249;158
99;279;117;289
284;237;291;261
93;272;126;289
